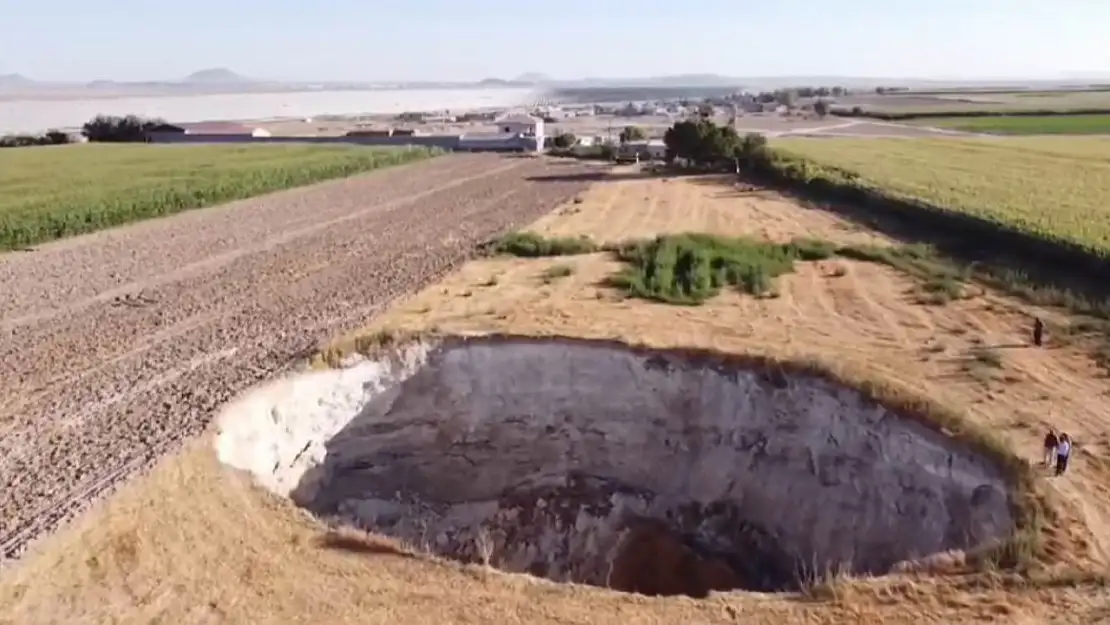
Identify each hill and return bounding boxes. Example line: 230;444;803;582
182;68;252;84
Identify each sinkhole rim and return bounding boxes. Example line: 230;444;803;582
298;331;1046;578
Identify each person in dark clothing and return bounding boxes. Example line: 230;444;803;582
1043;429;1059;467
1033;317;1045;347
1056;433;1072;476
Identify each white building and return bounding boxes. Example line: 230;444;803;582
498;114;543;136
497;114;545;152
618;139;667;161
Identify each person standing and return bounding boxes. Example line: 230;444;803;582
1043;429;1059;467
1033;317;1045;347
1055;433;1072;476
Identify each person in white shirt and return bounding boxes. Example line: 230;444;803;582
1055;433;1072;476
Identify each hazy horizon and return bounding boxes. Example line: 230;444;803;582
2;0;1108;83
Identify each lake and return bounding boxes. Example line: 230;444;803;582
0;87;541;134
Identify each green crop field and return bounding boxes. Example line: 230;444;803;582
772;136;1110;257
0;143;436;250
839;89;1110;116
913;114;1110;135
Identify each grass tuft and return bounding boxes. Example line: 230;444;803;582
608;233;801;304
493;231;598;257
540;264;575;283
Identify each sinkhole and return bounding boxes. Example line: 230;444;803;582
215;335;1017;597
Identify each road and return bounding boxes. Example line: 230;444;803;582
0;153;594;560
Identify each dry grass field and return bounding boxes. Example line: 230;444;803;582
5;167;1110;624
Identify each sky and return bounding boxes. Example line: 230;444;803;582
2;0;1109;82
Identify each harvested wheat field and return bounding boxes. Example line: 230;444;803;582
5;166;1110;625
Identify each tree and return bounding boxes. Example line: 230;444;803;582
813;99;830;118
44;130;71;145
82;114;165;142
619;126;646;144
0;130;73;148
735;133;769;170
662;119;741;168
551;132;576;149
774;89;797;108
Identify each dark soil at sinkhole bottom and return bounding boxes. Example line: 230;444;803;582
228;335;1019;597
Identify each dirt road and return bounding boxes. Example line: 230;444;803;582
0;153;594;560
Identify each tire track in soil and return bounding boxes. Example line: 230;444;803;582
0;161;533;407
2;181;532;464
791;266;839;338
853;266;923;346
0;155;498;323
822;263;905;345
0;158;523;333
0;154;595;561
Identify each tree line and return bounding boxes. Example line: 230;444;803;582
662;118;771;170
0;130;73;148
1;114;167;148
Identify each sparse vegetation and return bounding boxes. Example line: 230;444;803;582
0;144;438;250
492;231;598;257
608;234;803;303
0;130;72;148
541;264;575;283
493;231;980;307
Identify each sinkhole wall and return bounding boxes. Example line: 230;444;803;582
215;335;1016;592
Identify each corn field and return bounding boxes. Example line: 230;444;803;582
0;144;437;250
774;136;1110;258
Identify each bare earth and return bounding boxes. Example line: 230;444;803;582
5;166;1110;624
0;153;596;560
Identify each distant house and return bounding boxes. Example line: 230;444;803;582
344;129;394;138
497;114;544;137
617;139;667;161
458;132;532;152
146;121;271;142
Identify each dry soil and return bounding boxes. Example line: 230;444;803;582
4;165;1110;625
0;153;596;561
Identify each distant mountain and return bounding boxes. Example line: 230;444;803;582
182;68;252;84
0;73;35;88
477;77;536;87
514;72;551;85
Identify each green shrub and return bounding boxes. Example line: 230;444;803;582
609;233;800;304
493;232;598;257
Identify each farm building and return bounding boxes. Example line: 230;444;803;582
497;114;545;138
617;139;667;161
457;133;538;152
146;121;271;142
